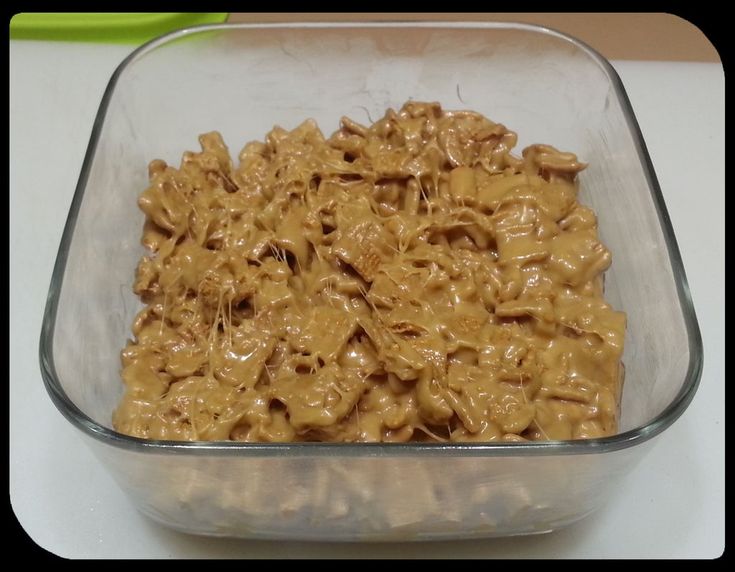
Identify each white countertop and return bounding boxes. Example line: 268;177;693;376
10;40;724;559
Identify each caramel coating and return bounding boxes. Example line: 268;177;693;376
113;102;625;443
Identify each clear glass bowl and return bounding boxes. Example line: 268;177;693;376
39;22;703;541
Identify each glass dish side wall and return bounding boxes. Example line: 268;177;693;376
41;24;702;540
87;434;656;540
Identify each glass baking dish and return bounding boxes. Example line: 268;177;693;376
39;22;703;541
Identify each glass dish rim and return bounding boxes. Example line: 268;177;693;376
38;20;704;457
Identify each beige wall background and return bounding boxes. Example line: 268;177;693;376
228;13;719;62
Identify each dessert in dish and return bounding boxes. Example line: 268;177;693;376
113;101;626;443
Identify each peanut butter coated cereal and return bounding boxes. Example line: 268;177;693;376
113;102;626;443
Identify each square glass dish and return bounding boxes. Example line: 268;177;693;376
39;22;703;541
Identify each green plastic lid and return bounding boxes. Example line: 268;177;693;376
10;13;229;44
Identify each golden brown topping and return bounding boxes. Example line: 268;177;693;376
113;102;626;443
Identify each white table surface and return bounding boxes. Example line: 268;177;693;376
9;40;724;559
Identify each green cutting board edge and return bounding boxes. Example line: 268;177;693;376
10;13;229;44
